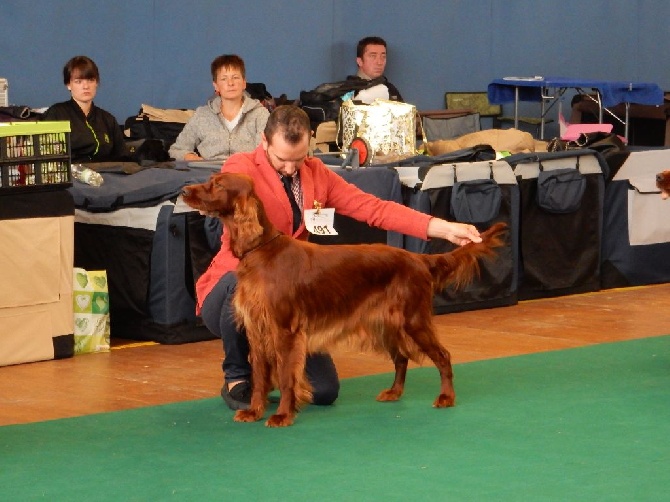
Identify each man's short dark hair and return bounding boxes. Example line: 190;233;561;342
63;56;100;85
210;54;246;81
264;105;311;146
356;36;387;58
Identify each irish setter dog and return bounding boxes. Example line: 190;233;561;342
182;172;506;427
657;170;670;199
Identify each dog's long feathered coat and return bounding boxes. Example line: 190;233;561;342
194;144;434;313
183;172;506;427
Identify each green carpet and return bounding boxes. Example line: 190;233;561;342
2;336;669;501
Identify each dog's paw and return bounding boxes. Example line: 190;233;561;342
433;393;456;408
234;409;262;422
375;388;402;402
265;413;294;427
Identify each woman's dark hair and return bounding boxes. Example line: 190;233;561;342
264;105;311;145
210;54;246;81
63;56;100;85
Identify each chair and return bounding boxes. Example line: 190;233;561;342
418;109;480;142
445;91;551;137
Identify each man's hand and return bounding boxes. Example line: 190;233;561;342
427;218;482;246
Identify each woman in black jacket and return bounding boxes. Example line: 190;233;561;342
43;55;129;162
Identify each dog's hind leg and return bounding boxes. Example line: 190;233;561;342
428;345;455;408
407;320;455;408
376;350;408;402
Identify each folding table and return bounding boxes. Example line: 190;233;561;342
488;76;664;140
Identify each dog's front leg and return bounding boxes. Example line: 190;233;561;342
234;348;271;423
376;352;408;402
265;331;308;427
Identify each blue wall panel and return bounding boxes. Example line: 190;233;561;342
0;0;668;126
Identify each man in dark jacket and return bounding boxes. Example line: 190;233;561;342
313;36;404;152
347;36;403;102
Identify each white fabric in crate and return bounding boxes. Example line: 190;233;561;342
340;99;416;156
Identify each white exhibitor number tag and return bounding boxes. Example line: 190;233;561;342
305;208;338;236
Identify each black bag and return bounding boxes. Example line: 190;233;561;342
547;131;625;159
450;165;502;224
124;114;185;150
246;82;272;101
126;138;171;163
536;160;586;214
246;82;276;111
0;105;32;120
299;77;387;128
303;77;387;101
301;100;342;125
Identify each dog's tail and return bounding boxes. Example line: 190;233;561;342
421;222;507;292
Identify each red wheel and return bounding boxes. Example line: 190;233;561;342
350;137;372;166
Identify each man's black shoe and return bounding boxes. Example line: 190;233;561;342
221;380;252;411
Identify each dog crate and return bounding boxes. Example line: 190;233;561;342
396;158;520;314
0;121;71;192
506;150;606;300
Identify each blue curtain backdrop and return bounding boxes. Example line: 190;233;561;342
1;0;669;131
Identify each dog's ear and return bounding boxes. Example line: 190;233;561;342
208;173;253;216
230;191;265;257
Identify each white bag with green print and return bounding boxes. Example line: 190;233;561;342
73;268;110;354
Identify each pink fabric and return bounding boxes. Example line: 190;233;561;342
559;111;614;141
195;145;433;312
561;122;614;141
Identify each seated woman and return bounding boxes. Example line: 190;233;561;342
43;55;130;163
169;54;270;161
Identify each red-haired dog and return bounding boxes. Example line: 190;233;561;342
657;170;670;199
182;172;506;427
